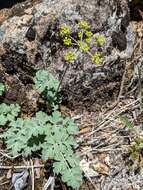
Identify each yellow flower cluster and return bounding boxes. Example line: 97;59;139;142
65;51;76;63
78;41;90;52
92;53;103;64
60;25;71;36
59;20;105;65
78;21;90;30
96;35;105;46
63;37;72;46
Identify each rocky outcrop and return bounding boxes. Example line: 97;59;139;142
0;0;135;112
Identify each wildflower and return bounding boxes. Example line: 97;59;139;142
92;52;103;64
60;25;71;36
85;31;93;38
85;38;92;44
65;51;76;63
63;37;72;46
78;41;90;52
78;32;83;39
95;35;105;46
78;21;90;30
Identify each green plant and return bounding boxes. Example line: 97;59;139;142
60;20;105;64
0;83;4;96
2;110;82;188
95;35;105;46
120;115;143;163
0;70;82;189
119;115;134;130
34;70;61;109
65;51;76;63
129;137;143;162
0;103;20;126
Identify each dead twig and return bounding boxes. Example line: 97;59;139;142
30;159;35;190
84;173;98;190
80;145;130;155
117;60;128;103
0;151;20;159
86;98;140;138
0;165;44;170
0;180;9;186
42;176;55;190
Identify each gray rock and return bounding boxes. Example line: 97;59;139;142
0;0;135;112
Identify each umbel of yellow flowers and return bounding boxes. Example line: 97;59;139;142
60;20;105;64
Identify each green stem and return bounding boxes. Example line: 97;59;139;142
80;30;84;41
55;63;69;97
70;35;93;58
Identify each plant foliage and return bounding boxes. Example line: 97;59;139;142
0;70;82;189
34;70;61;108
2;110;82;188
0;103;20;126
120;115;143;165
